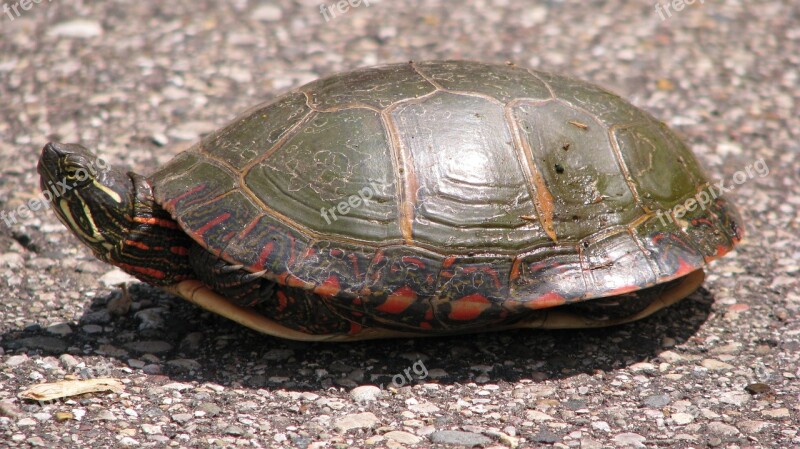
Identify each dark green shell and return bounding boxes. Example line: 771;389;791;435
150;60;742;333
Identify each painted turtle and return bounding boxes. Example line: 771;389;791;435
38;61;743;341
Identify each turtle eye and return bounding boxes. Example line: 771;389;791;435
63;164;90;184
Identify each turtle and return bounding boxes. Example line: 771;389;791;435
37;60;743;341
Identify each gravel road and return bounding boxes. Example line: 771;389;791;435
1;1;798;448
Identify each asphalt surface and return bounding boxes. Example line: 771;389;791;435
1;1;798;448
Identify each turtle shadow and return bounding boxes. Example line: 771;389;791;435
1;282;713;390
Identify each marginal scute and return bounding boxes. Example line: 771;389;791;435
509;246;586;305
581;230;657;297
634;213;705;281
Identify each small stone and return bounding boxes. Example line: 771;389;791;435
46;19;103;38
613;433;646;448
642;394;670;408
533;429;561;444
163;382;193;391
46;322;72;336
591;421;611;432
745;383;771;394
5;354;28;366
0;401;22;418
252;4;283;21
719;391;750;406
672;413;694;425
264;348;294;361
385;430;421;445
99;269;136;288
171;413;192;423
93;410;116;421
27;436;45;446
701;359;734;370
706;421;740;437
350;385;382;402
198;402;222;417
59;354;80;370
526;410;555;421
141;424;162;435
17;417;37;426
224;425;244;436
429;430;493;446
134;308;165;330
118;436;139;446
738;420;771;433
761;408;790;419
334;412;379;432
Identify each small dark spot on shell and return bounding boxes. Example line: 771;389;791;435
555;164;565;174
582;241;590;249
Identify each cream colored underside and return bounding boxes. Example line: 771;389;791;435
164;270;705;342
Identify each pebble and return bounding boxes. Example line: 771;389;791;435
613;432;646;447
429;430;492;446
334;412;379;432
642;394;670;408
141;424;162;435
701;359;734;370
5;354;28;367
118;437;139;446
591;421;611;432
46;322;72;336
761;408;790;419
46;19;103;38
198;402;222;417
172;413;192;424
252;4;283;21
706;421;740;436
58;354;80;370
17;418;37;426
385;430;422;445
672;413;694;425
719;391;751;406
350;385;382;402
99;269;136;287
738;420;771;433
224;425;245;436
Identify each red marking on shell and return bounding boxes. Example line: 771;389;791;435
673;255;697;278
314;275;341;297
348;254;361;277
401;256;425;268
331;248;343;257
419;322;432;329
276;291;288;311
118;262;165;280
525;291;566;310
254;242;275;270
424;309;434;321
510;259;522;281
194;212;231;237
348;322;363;335
124;239;150;251
164;183;206;208
376;286;417;314
443;256;457;268
133;216;180;229
448;294;491;321
170;246;189;256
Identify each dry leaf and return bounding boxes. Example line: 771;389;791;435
19;378;124;402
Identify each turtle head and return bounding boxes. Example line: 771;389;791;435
38;142;195;285
38;142;133;252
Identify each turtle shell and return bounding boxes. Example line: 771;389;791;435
150;60;742;332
